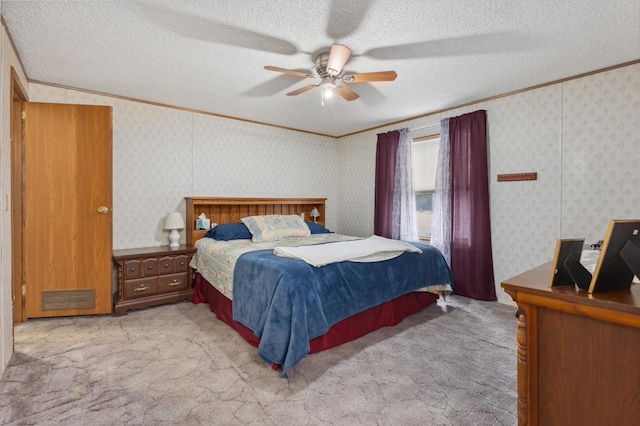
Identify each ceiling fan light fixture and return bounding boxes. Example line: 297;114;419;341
321;85;331;106
326;44;352;76
321;75;337;89
323;85;334;98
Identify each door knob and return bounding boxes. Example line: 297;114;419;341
97;206;109;214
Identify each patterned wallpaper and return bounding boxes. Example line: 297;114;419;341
481;86;563;303
561;65;640;242
191;113;338;204
27;62;640;305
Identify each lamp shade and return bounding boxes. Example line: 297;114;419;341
326;44;351;76
163;212;185;230
310;207;320;219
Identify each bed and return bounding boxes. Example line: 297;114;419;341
186;197;453;376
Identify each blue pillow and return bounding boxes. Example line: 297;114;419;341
205;223;253;241
306;221;333;234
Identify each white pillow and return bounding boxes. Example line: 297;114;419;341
241;215;311;242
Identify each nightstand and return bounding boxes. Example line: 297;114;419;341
113;245;196;316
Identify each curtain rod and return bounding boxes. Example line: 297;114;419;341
411;123;440;140
410;123;440;135
411;124;438;132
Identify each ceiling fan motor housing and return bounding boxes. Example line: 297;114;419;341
314;52;332;77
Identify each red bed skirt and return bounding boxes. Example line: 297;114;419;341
193;272;439;354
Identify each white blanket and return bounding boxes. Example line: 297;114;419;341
273;235;422;267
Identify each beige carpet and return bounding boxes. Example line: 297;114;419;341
0;296;517;425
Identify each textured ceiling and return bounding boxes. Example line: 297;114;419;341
2;1;639;137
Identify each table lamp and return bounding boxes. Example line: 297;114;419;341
164;212;185;248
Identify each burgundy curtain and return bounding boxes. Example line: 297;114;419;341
449;110;496;300
374;130;400;238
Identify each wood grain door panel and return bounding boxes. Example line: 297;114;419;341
24;103;112;317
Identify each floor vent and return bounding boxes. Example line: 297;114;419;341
42;290;96;311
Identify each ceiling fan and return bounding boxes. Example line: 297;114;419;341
264;44;397;102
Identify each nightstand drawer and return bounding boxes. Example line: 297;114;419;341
142;258;158;276
123;259;141;279
158;256;175;274
174;254;190;272
158;272;189;294
124;277;157;300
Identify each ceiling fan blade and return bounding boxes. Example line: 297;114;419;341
326;0;375;39
363;32;531;60
287;84;320;96
243;74;308;97
132;3;298;55
326;44;352;76
335;85;359;101
343;71;398;83
264;66;313;79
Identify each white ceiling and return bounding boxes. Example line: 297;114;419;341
2;1;639;137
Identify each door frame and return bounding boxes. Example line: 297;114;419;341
10;67;28;324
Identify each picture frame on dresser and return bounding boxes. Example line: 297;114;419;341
589;219;640;293
548;238;585;288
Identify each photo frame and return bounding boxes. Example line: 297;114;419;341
589;220;640;293
548;238;585;288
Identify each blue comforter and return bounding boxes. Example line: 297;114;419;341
232;242;453;376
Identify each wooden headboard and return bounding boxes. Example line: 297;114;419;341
185;197;327;245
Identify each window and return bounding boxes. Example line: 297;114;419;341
411;136;439;240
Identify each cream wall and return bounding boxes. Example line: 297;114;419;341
338;63;640;304
0;22;28;374
561;68;640;240
28;84;339;250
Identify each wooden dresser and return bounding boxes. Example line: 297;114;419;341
113;245;196;316
502;263;640;425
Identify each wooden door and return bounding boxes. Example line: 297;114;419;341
23;103;112;317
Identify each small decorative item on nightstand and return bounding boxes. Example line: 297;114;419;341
310;207;320;223
164;212;185;248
